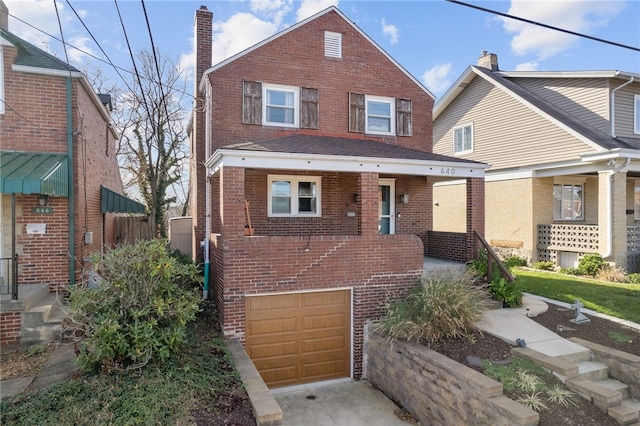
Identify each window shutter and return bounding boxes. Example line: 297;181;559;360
396;98;412;136
301;87;319;129
243;81;262;125
349;92;365;133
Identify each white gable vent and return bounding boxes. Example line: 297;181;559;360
324;31;342;58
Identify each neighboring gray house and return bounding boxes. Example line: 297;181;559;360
433;52;640;271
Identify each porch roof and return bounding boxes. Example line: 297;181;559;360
206;135;488;178
0;151;69;196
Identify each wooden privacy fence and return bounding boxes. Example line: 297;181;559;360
115;216;156;245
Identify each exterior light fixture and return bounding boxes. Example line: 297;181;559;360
401;193;409;204
38;195;48;206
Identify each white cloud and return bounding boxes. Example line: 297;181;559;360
296;0;339;22
381;18;399;45
422;63;453;95
211;13;278;65
4;0;70;47
501;0;625;60
250;0;293;27
67;35;96;65
515;61;539;71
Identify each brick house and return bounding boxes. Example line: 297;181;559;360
433;52;640;271
189;6;487;387
0;3;144;346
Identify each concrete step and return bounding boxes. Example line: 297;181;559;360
0;284;49;313
609;399;640;425
576;360;609;381
554;347;592;364
566;377;623;412
597;378;630;400
20;294;66;345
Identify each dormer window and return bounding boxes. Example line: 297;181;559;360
324;31;342;59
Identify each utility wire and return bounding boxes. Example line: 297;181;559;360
446;0;640;53
52;0;73;74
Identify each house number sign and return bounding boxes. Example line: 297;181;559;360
441;168;456;175
32;206;54;214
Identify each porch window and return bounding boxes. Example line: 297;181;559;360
453;123;473;154
553;183;583;221
268;175;321;217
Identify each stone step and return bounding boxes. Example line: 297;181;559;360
565;377;623;412
554;347;592;364
609;399;640;425
597;378;630;400
0;284;49;313
20;294;66;345
576;360;609;381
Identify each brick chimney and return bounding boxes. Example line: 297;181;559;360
477;51;499;71
1;1;9;31
190;6;213;263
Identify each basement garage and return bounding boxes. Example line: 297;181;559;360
244;289;351;388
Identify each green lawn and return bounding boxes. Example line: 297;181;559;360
515;269;640;324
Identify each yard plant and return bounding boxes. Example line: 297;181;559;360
68;239;202;371
375;272;490;345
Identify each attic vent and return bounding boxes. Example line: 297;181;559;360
324;31;342;58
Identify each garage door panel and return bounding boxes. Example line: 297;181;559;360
247;293;299;312
301;358;349;381
256;365;299;388
246;317;298;335
300;335;348;354
301;291;350;308
247;340;297;359
301;313;348;331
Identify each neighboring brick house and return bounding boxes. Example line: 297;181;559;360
0;3;144;345
433;52;640;271
189;6;487;388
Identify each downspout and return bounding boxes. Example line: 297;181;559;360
602;157;630;258
67;76;75;286
610;75;634;138
202;84;211;300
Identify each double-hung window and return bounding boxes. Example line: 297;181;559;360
268;175;321;217
553;183;584;221
365;96;395;135
453;123;473;154
263;84;299;127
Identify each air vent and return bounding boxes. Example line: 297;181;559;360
324;31;342;58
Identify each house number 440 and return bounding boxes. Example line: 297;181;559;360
441;168;456;175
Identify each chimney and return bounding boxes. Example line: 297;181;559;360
1;1;9;32
194;6;213;95
477;51;499;71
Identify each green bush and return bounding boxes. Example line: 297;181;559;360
504;256;527;269
627;273;640;284
489;278;523;307
68;239;203;372
559;267;581;275
466;249;501;282
375;272;490;345
578;253;606;276
532;261;555;271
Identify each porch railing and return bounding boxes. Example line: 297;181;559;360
474;231;514;282
0;254;18;300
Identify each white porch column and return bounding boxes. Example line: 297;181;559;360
598;170;627;269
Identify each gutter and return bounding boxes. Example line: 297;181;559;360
602;157;630;258
610;74;635;138
67;76;75;285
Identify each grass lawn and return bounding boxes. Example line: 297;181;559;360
515;268;640;323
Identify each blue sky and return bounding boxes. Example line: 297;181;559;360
4;0;639;99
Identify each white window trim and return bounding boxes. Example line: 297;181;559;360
452;123;473;155
0;46;4;115
553;182;584;221
365;95;395;136
262;83;299;128
634;94;640;135
268;175;322;217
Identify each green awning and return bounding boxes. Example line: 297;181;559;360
101;186;146;214
0;151;69;196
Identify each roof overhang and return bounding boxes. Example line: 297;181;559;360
100;186;146;214
0;151;68;196
205;148;487;179
581;149;640;162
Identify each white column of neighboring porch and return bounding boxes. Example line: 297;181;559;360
598;169;628;270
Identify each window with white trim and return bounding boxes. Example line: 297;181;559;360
268;175;321;217
453;123;473;154
365;95;395;135
263;84;299;127
553;183;584;221
634;94;640;135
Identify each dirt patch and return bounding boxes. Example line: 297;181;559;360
0;343;57;380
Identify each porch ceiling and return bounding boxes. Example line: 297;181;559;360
206;135;488;178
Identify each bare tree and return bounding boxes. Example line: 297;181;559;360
113;50;190;237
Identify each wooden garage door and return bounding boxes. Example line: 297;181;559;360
245;290;351;388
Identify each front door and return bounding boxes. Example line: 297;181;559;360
378;179;395;234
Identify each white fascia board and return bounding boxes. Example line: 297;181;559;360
485;162;604;182
497;70;640;80
433;67;475;119
581;149;640;162
12;64;83;79
205;149;487;178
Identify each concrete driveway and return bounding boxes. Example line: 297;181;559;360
272;379;413;426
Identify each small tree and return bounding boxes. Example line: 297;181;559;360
68;239;202;372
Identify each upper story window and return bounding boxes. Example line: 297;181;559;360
349;93;411;136
324;31;342;58
553;182;584;221
453;123;473;154
634;94;640;134
268;175;321;217
243;81;318;129
264;84;299;127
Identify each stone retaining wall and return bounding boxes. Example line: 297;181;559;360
364;327;539;426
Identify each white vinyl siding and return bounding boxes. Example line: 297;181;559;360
433;77;598;171
611;81;640;138
633;94;640;135
268;175;321;217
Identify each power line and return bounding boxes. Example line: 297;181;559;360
52;0;73;74
446;0;640;53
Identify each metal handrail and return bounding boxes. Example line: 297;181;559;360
0;254;18;300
